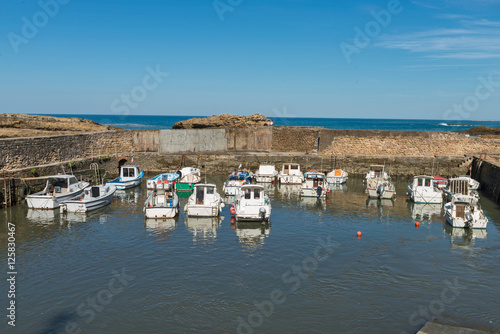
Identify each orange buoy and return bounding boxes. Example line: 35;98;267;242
415;221;420;228
230;208;236;215
356;231;361;238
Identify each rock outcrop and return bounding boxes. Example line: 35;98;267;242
172;113;271;129
0;114;119;138
457;126;500;139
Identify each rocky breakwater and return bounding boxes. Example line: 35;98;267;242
172;113;271;129
0;113;118;138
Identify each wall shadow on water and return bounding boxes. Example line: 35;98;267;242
36;311;75;334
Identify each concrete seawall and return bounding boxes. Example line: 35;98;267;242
471;156;500;204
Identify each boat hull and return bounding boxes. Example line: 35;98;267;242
411;192;443;204
61;189;115;213
145;207;178;219
235;205;271;221
366;188;379;199
109;178;142;190
445;212;488;229
380;190;396;199
27;188;85;210
186;205;221;217
176;182;196;192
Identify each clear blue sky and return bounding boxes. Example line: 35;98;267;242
1;0;499;120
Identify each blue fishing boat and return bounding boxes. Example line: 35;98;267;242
107;165;144;190
147;172;180;191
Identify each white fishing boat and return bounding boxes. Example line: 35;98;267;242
300;171;327;198
60;184;116;213
223;169;252;196
107;165;144;190
147;172;179;190
176;167;202;191
254;164;278;183
26;175;89;210
184;184;224;217
444;177;479;203
365;165;395;199
144;187;179;219
407;175;443;204
234;184;271;221
444;195;488;229
326;169;348;184
278;163;305;185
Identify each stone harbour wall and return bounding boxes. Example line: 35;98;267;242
0;130;135;170
319;130;500;157
2;127;500;171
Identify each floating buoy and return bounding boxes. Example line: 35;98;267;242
230;207;236;215
326;189;331;193
357;231;362;238
415;221;420;228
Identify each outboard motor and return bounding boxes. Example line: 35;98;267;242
259;207;267;221
316;187;323;198
377;184;385;196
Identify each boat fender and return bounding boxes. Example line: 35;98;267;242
19;184;31;199
230;207;236;215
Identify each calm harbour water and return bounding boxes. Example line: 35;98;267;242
1;176;499;334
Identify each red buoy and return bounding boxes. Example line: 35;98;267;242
357;231;361;238
415;221;420;228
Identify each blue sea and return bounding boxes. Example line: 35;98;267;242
43;114;500;132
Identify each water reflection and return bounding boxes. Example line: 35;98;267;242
27;209;60;225
326;183;347;192
184;216;222;242
254;182;275;193
277;184;301;199
144;217;178;241
115;187;142;204
300;196;327;212
407;202;443;221
443;223;488;248
234;221;271;247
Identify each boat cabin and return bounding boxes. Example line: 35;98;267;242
239;185;265;203
367;165;386;179
413;175;434;188
194;184;217;205
281;163;302;176
120;165;141;181
303;172;325;188
257;165;277;176
44;175;80;195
